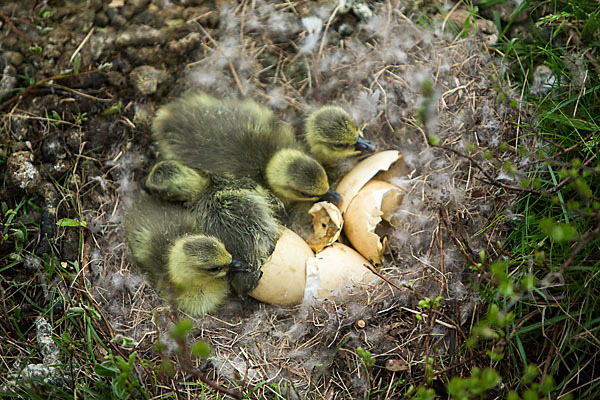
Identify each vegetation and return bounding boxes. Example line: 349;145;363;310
1;0;598;398
428;0;599;398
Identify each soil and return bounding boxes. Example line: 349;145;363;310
1;0;530;398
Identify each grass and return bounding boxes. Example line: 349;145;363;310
465;0;600;398
1;0;599;398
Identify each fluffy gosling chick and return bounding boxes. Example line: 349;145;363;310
125;192;249;317
152;92;341;205
145;160;282;295
305;105;377;165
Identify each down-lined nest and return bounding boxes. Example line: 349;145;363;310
2;0;530;398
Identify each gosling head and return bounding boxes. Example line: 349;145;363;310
305;105;377;164
266;149;342;205
167;235;250;287
145;160;209;202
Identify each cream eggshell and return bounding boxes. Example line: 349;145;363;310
306;201;344;253
336;150;404;213
250;228;314;305
343;180;404;265
304;243;379;299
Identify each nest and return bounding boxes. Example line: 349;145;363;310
1;0;530;398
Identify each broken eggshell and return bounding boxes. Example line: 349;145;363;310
304;243;379;300
305;201;344;253
336;150;405;213
249;228;314;305
343;180;404;265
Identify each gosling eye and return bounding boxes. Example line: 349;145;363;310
332;143;349;149
296;190;315;198
207;265;224;273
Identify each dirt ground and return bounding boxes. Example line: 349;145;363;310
1;0;529;398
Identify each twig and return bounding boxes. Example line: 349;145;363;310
69;26;95;64
430;143;541;194
316;5;339;64
361;263;408;293
561;219;600;269
0;70;102;111
438;208;480;268
549;152;598;194
0;12;36;44
165;306;244;399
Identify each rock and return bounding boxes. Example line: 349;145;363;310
133;102;155;127
41;137;66;162
352;0;373;21
7;151;42;194
531;65;557;97
90;32;115;61
115;27;164;47
10;117;30;141
132;10;155;25
166;32;201;56
0;64;17;100
110;14;127;28
94;12;109;27
42;160;72;179
106;71;127;87
122;0;150;19
129;66;168;95
125;46;160;65
89;0;104;12
481;0;528;24
338;23;354;37
3;51;24;67
65;130;81;151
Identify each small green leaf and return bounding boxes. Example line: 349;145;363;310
103;103;122;115
523;364;538;384
73;53;81;75
169;318;194;341
94;361;120;377
57;218;87;228
427;134;440;146
118;336;136;347
191;341;212;359
521;274;536;291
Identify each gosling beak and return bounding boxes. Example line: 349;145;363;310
228;258;252;272
354;136;377;153
319;189;342;206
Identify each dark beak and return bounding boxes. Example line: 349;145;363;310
319;189;342;206
354;136;377;153
228;258;252;272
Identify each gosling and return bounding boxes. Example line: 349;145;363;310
125;192;250;317
144;160;282;295
151;92;341;205
305;105;377;165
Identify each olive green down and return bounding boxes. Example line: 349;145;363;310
151;92;331;203
305;105;361;163
145;160;282;295
124;192;235;317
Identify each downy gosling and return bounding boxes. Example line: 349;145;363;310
125;192;250;317
152;92;341;205
305;105;377;165
144;160;282;295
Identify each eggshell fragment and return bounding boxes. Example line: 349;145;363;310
336;150;405;213
343;180;404;265
306;201;344;253
250;228;314;305
304;243;379;300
